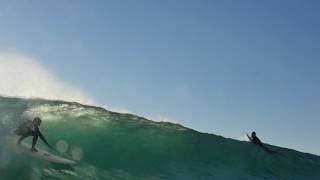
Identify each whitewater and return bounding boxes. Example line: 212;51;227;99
0;96;319;180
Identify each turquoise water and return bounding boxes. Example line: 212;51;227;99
0;96;319;179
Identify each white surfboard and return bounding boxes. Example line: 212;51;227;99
17;143;77;165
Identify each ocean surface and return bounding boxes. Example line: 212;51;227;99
0;96;319;180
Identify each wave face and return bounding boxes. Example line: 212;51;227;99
0;96;320;180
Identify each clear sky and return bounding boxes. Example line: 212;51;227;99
0;1;319;155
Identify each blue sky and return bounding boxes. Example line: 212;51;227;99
0;1;319;155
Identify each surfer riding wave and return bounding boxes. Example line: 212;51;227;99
14;117;53;152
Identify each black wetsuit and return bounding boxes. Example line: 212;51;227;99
250;134;277;153
251;135;263;147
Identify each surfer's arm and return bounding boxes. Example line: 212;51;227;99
246;133;253;141
36;128;52;148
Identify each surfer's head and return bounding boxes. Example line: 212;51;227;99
252;131;256;137
33;117;42;126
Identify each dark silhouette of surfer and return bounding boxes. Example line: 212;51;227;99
14;117;53;152
247;131;275;153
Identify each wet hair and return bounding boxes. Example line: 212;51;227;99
33;117;42;124
252;131;256;136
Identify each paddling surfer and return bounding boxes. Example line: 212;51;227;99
14;117;53;152
247;131;274;153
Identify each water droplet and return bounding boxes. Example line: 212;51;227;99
56;140;69;154
71;146;83;161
